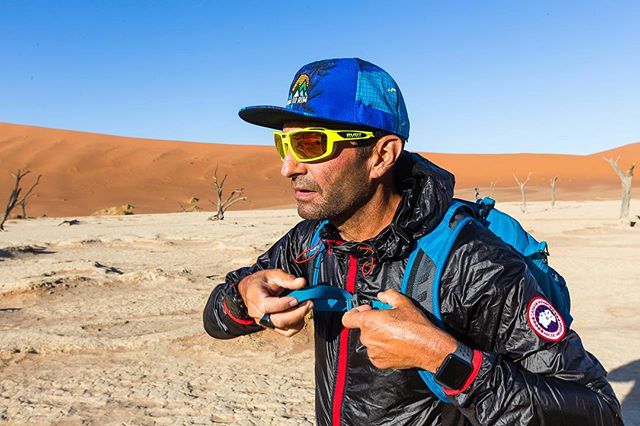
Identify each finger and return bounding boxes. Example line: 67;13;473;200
377;289;409;308
265;271;307;292
269;301;313;329
259;295;299;314
352;304;373;313
342;309;364;329
370;357;391;370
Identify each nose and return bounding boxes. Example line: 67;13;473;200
280;150;305;178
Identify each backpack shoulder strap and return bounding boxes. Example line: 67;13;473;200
402;200;476;328
401;200;477;403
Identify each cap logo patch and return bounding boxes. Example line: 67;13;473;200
527;297;566;342
287;74;310;105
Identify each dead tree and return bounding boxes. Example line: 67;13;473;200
513;172;532;213
208;167;247;221
17;174;42;219
605;157;635;220
1;170;42;231
489;181;497;198
550;176;558;208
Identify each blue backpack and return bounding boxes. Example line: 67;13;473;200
289;197;572;402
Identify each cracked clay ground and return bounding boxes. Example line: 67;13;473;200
0;201;639;425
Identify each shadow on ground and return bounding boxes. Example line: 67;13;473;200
609;359;640;425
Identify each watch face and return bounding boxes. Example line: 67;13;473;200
435;355;473;390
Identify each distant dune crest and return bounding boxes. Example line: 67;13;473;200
0;122;638;218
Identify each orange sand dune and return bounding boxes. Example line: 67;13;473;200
0;122;638;217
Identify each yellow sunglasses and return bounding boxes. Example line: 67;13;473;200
273;127;376;163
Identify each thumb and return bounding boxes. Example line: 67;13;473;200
377;289;409;308
289;277;307;290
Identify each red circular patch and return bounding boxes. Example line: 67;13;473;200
526;297;566;342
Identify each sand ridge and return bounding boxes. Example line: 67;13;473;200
1;122;638;218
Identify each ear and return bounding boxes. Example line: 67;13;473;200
369;134;403;180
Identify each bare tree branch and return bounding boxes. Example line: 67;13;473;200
605;157;635;220
208;166;247;221
17;174;42;218
550;176;558;208
221;195;247;211
221;188;247;209
489;181;496;198
1;170;42;230
513;172;532;186
605;157;625;180
513;172;532;213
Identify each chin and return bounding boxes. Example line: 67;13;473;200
297;203;326;221
297;208;320;220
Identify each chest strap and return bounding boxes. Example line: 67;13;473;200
289;286;391;311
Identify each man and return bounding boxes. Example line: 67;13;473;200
203;58;622;425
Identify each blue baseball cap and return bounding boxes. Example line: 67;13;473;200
239;58;410;140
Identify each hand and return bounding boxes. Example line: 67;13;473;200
238;269;313;337
342;289;457;371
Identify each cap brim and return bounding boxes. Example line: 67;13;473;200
238;105;316;130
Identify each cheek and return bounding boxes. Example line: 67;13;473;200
307;150;367;199
308;159;347;191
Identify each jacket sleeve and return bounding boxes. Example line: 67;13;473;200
439;222;623;425
203;220;316;340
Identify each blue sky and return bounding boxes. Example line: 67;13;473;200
1;1;638;154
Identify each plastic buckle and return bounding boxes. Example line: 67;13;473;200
346;294;357;311
347;293;366;310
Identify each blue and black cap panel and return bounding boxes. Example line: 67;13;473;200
239;58;410;139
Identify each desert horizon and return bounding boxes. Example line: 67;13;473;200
1;121;638;219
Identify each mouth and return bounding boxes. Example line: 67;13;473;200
292;187;317;201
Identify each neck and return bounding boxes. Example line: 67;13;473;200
333;183;402;242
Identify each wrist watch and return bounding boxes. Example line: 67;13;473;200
223;283;251;320
434;342;474;390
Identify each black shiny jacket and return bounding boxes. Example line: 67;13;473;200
203;152;622;425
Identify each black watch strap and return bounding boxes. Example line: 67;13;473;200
223;283;251;320
453;341;473;363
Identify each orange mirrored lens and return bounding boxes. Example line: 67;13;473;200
274;134;286;159
290;132;328;160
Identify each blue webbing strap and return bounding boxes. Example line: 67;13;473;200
289;286;354;311
312;253;323;287
419;370;450;402
370;300;392;310
309;220;328;287
289;286;391;311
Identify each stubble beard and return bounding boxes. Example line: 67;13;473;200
295;166;372;222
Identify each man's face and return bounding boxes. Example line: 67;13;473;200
279;121;374;221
